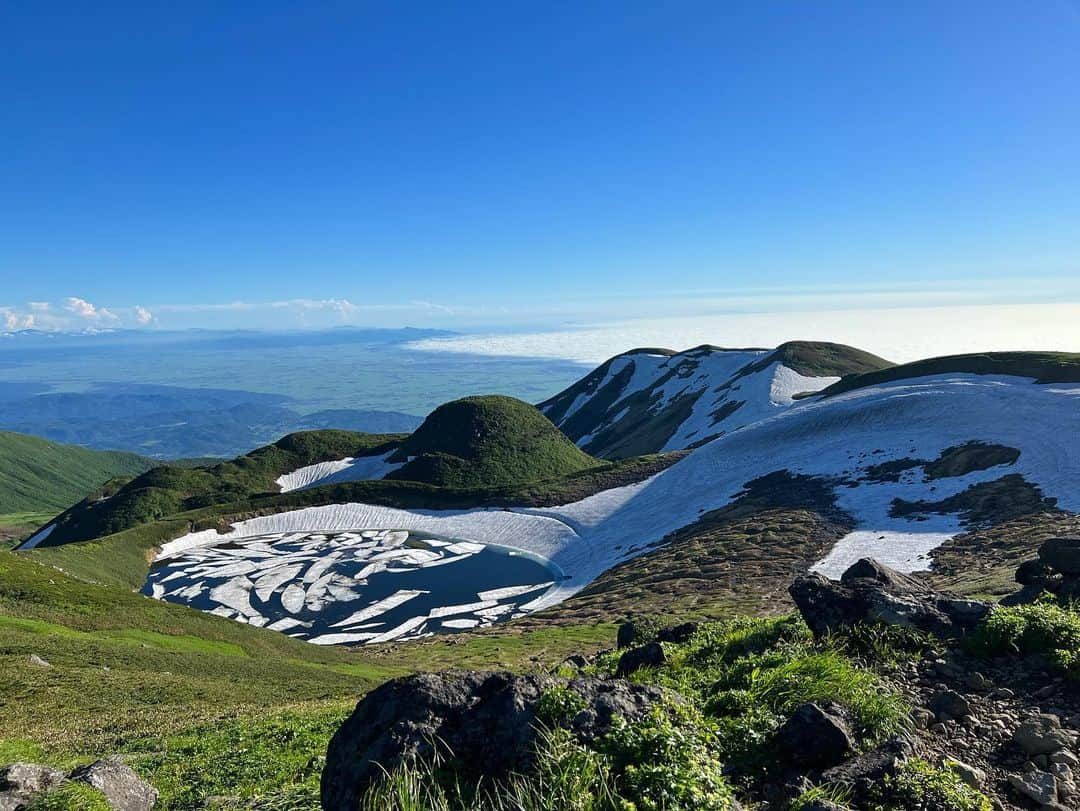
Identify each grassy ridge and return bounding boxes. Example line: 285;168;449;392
0;431;154;514
819;351;1080;397
40;430;406;547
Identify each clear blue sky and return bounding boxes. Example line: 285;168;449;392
2;1;1079;332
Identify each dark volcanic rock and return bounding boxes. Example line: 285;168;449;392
616;642;666;677
657;622;699;645
321;670;664;811
930;689;971;719
820;735;913;802
1039;537;1080;575
790;558;991;639
775;702;855;768
70;758;157;811
616;621;638;649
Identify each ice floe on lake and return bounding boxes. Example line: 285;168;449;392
144;528;557;644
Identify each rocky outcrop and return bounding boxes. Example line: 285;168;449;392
1003;536;1080;605
789;557;992;639
0;759;155;811
321;670;665;811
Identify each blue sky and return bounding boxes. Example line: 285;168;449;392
2;1;1079;339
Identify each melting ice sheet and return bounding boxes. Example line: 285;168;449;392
142;529;557;644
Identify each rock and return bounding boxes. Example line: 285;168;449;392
69;758;157;811
795;800;847;811
1039;537;1080;575
27;655;51;669
1008;770;1057;805
656;622;699;645
930;689;971;719
1001;584;1045;606
821;734;912;801
841;558;925;590
946;758;986;789
560;654;588;671
1016;558;1055;586
789;560;991;639
615;642;665;678
775;702;855;768
616;622;637;649
1014;714;1078;756
1051;750;1080;768
0;764;65;796
911;708;936;729
0;763;66;809
321;671;665;810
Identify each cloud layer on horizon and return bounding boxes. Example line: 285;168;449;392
406;302;1080;365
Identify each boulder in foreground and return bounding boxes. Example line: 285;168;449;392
321;670;665;811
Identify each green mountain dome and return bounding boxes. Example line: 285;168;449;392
387;395;599;488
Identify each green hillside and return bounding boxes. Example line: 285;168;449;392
386;395;600;488
819;351;1080;397
38;429;406;548
0;431;154;514
767;340;894;378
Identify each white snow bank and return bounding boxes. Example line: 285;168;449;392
275;451;404;492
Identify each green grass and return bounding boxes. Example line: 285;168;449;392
870;759;992;811
820;351;1080;397
386;395;599;488
587;616;908;780
0;550;398;752
760;341;894;378
967;600;1080;678
40;429;406;547
0;431;154;514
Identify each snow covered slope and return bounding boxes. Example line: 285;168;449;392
276;451;404;492
161;370;1080;639
539;341;890;458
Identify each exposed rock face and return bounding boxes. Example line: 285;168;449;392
789;558;991;639
775;702;855;768
321;670;665;811
70;759;157;811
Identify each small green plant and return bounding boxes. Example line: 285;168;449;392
790;783;852;810
599;703;736;811
967;601;1080;678
24;783;112;811
870;759;992;811
536;687;589;726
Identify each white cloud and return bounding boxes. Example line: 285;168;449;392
63;296;99;318
407;302;1080;365
28;301;50;312
134;305;153;325
1;308;35;331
